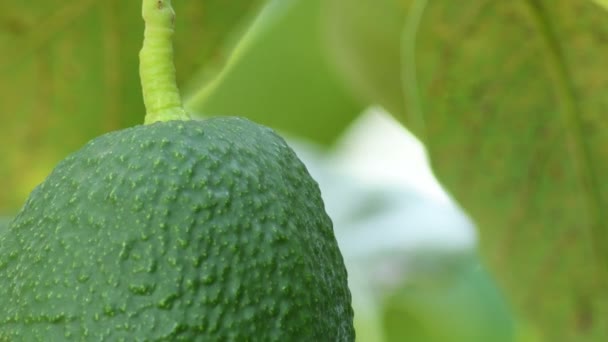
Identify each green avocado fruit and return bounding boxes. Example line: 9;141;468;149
0;217;9;235
0;117;354;341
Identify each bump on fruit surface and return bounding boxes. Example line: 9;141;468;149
0;117;354;341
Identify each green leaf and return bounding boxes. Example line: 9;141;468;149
184;0;364;145
382;261;514;342
321;0;410;129
0;0;260;212
407;1;608;340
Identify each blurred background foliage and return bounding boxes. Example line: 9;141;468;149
0;0;262;210
2;0;608;341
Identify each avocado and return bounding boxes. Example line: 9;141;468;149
0;117;354;341
0;217;9;235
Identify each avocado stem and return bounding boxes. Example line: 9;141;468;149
140;0;190;124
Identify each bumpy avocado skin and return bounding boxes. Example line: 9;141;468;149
0;117;354;341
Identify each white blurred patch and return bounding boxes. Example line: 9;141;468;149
287;107;477;293
330;107;449;203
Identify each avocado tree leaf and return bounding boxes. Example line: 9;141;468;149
320;0;410;131
184;0;364;145
407;0;608;340
382;262;514;342
0;0;261;213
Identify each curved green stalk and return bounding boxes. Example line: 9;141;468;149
140;0;189;124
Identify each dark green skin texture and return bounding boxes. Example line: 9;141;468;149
0;117;354;341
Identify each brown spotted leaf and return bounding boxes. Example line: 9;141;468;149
408;1;608;340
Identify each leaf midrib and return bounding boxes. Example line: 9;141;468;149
525;0;608;285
